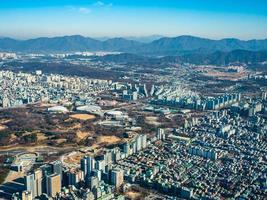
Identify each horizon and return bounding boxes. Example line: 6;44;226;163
1;34;267;42
0;0;267;40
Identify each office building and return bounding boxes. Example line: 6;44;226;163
157;128;165;140
81;156;95;178
110;168;124;188
67;168;84;187
51;160;62;181
34;169;43;197
25;174;36;198
46;173;61;198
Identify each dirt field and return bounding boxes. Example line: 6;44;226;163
70;114;95;121
0;125;7;131
125;191;142;200
76;131;91;140
195;66;249;81
63;152;83;166
63;135;123;166
145;116;161;126
36;132;48;141
97;135;122;145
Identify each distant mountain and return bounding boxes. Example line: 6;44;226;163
95;50;267;65
134;36;267;56
123;35;165;43
95;35;164;43
1;35;267;55
101;38;142;51
0;35;142;53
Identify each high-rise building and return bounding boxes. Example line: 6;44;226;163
262;91;267;101
110;168;124;188
51;160;62;181
157;128;165;140
34;169;43;197
122;143;130;157
46;173;61;198
141;134;147;149
135;135;142;152
81;157;88;177
95;159;105;171
40;164;53;193
81;156;95;178
67;168;84;186
21;191;32;200
25;174;36;198
104;151;112;165
88;176;99;190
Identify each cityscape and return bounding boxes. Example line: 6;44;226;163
0;1;267;200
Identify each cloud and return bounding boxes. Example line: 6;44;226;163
94;1;113;7
78;7;91;14
94;1;105;6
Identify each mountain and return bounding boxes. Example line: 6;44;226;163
95;35;164;43
0;35;141;53
0;37;21;51
101;38;142;51
95;50;267;65
0;35;267;55
134;36;267;56
123;35;164;43
19;35;102;52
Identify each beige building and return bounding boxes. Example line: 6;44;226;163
46;173;61;198
34;169;43;197
111;168;124;188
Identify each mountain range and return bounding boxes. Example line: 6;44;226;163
1;35;267;56
94;50;267;66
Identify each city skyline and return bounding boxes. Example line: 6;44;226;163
0;1;267;200
1;0;267;39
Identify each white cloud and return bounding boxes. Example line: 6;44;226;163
78;7;91;14
94;1;113;7
94;1;105;6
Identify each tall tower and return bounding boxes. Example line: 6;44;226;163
46;173;61;198
25;174;36;198
34;169;43;197
51;160;62;181
81;156;95;178
110;168;124;188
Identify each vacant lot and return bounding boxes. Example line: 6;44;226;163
145;116;161;126
125;191;142;200
0;125;7;131
0;104;129;151
0;105;95;147
97;135;122;145
70;114;95;121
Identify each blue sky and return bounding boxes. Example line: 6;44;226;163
0;0;267;39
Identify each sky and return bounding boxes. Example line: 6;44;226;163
0;0;267;40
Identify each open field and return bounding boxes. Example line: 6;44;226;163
97;135;122;145
76;131;91;141
195;66;249;81
0;105;97;147
62;135;123;166
0;125;7;131
125;191;142;200
145;116;161;126
70;114;96;121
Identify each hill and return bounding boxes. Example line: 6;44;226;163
96;50;267;65
1;35;267;55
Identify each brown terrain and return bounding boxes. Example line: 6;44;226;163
0;104;122;151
